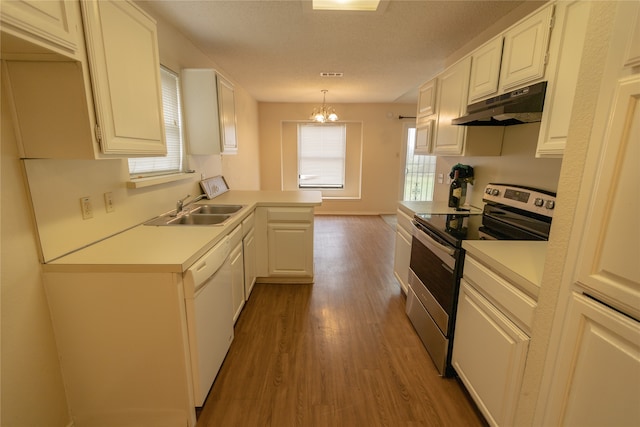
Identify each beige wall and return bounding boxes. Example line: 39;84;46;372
433;124;563;206
258;103;416;214
1;83;70;427
0;8;260;426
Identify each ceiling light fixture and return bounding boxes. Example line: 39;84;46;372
310;90;339;123
312;0;381;12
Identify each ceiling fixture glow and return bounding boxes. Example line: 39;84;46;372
312;0;381;12
310;90;339;123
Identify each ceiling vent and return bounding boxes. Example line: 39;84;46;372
320;72;344;78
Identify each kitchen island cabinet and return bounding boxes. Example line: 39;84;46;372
255;206;315;283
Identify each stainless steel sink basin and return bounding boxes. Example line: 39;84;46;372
191;204;244;215
144;204;245;226
167;214;231;225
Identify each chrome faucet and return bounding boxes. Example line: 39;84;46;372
173;194;205;216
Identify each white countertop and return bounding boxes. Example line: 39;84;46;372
398;201;483;216
43;190;322;273
462;240;548;299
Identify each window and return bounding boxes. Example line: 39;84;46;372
298;123;346;188
128;66;185;177
402;125;436;201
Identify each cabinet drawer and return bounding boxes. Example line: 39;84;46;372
396;208;413;234
242;211;255;236
267;207;313;222
463;256;537;332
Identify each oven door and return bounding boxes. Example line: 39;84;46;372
407;221;458;376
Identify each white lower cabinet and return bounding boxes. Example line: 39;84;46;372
393;208;413;294
453;280;529;427
228;225;245;324
255;206;314;283
242;213;257;299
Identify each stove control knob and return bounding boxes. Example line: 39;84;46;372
545;200;555;210
534;198;545;207
485;187;493;195
491;189;500;196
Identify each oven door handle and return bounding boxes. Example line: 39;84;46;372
412;222;456;269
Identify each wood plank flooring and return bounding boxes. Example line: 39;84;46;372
196;215;486;427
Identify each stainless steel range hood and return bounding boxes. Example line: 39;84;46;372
452;81;547;126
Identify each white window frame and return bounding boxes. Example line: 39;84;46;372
297;123;346;189
128;66;185;178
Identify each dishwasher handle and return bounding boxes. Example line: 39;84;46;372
184;237;230;290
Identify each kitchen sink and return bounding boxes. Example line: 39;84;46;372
191;204;244;215
167;214;231;225
144;204;245;226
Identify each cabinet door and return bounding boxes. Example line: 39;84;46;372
572;75;640;320
453;280;529;427
267;222;313;278
433;57;470;155
417;78;437;118
536;1;591;158
468;36;504;103
393;210;412;294
230;241;245;323
499;6;553;93
243;227;257;300
414;118;434;155
81;0;166;156
0;0;80;57
181;69;221;155
541;293;640;427
217;75;238;154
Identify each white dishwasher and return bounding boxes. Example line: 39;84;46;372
184;237;234;407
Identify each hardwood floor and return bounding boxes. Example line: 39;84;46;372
196;215;486;427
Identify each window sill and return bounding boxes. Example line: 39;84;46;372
126;172;195;189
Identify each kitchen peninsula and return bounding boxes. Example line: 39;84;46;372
42;190;321;427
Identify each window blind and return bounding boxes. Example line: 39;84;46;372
298;123;346;188
128;66;184;177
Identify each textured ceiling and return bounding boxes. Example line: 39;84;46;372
138;0;544;104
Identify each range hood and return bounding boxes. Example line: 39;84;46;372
452;81;547;126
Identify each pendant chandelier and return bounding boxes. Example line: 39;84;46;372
310;90;339;123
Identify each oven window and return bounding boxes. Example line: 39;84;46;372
410;238;456;315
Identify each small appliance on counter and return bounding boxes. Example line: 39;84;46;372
448;163;474;209
407;183;556;376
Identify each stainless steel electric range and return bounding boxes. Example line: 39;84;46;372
406;183;556;376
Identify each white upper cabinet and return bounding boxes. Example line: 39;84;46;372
433;57;471;155
415;78;437;155
217;75;238;154
80;0;166;156
499;5;554;93
0;0;81;58
536;1;591;158
181;70;238;155
181;69;222;155
468;36;504;104
417;78;437;118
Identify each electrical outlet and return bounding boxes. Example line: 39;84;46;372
104;192;114;213
437;173;444;184
80;197;93;219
